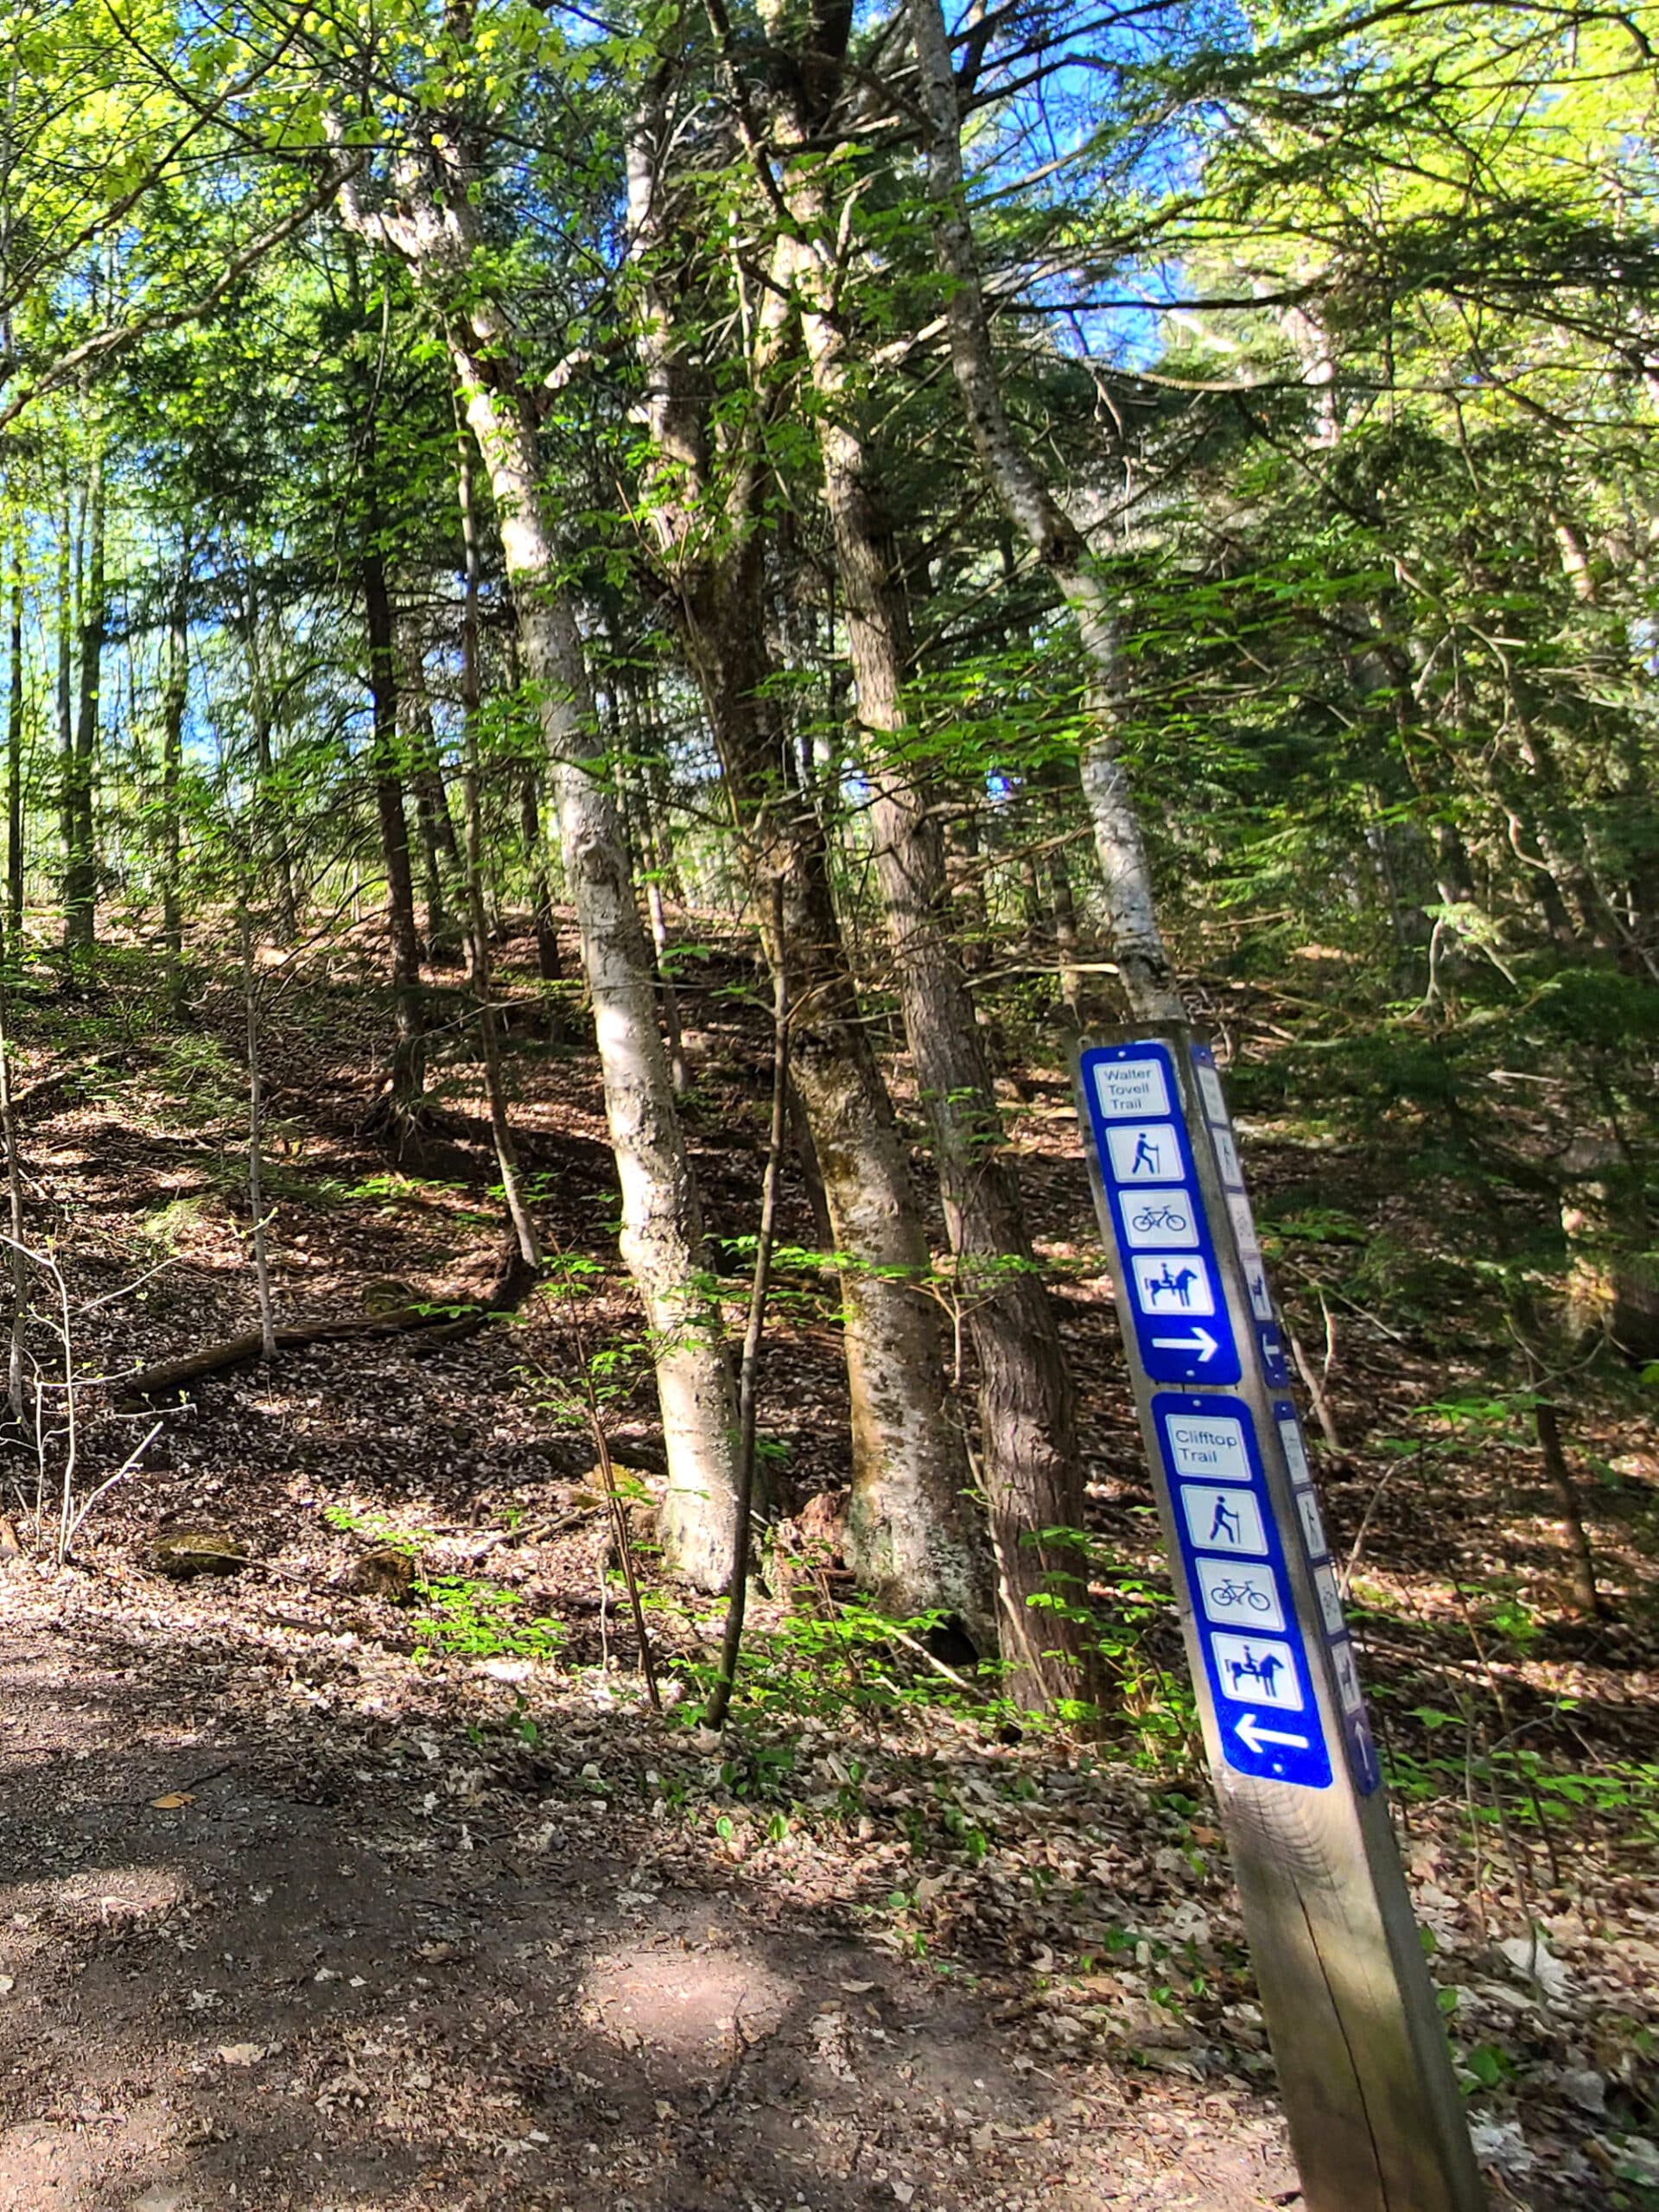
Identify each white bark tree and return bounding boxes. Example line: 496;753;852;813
332;108;743;1592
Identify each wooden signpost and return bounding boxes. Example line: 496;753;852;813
1077;1027;1485;2212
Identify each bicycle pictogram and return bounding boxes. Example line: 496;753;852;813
1130;1201;1192;1236
1208;1576;1273;1613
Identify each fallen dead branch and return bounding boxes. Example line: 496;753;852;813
111;1236;539;1409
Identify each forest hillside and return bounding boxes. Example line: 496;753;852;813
0;0;1656;2204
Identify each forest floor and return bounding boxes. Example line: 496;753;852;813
0;923;1655;2212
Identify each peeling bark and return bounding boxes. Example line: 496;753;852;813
334;123;744;1591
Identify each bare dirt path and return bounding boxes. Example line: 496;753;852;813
0;1556;1300;2212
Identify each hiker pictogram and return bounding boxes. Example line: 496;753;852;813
1179;1483;1268;1556
1104;1122;1183;1185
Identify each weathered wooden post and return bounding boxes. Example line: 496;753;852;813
1077;1027;1484;2212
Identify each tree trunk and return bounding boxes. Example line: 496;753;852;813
332;130;746;1590
54;489;71;907
237;571;297;941
1533;1400;1605;1619
5;527;22;953
703;874;791;1731
623;87;993;1641
777;209;1090;1707
456;423;540;1269
785;1076;835;1251
518;766;564;995
493;476;741;1588
688;547;995;1644
64;448;104;957
399;623;464;964
361;543;427;1122
160;559;188;1014
1018;842;1046;950
413;769;454;961
0;987;28;1416
1560;1135;1659;1359
613;666;689;1093
238;903;278;1362
340;229;425;1120
644;750;685;906
1043;798;1084;1020
644;863;688;1091
1510;708;1653;977
908;0;1185;1024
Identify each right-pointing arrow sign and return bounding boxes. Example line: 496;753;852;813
1149;1325;1219;1360
1236;1712;1311;1755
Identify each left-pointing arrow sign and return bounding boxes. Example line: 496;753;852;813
1150;1325;1219;1360
1236;1712;1310;1755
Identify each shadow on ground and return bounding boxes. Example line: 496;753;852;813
0;1580;1299;2212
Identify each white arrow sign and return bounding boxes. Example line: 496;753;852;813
1150;1325;1220;1360
1236;1712;1310;1755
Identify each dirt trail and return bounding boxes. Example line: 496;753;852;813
0;1560;1298;2212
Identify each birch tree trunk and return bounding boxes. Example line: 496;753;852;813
609;663;689;1094
908;0;1185;1024
493;477;741;1589
455;424;540;1270
487;464;741;1587
333;132;744;1591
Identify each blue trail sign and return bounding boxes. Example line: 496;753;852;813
1084;1050;1241;1383
1153;1390;1332;1789
1076;1029;1482;2212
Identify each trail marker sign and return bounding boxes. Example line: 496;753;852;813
1077;1029;1484;2212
